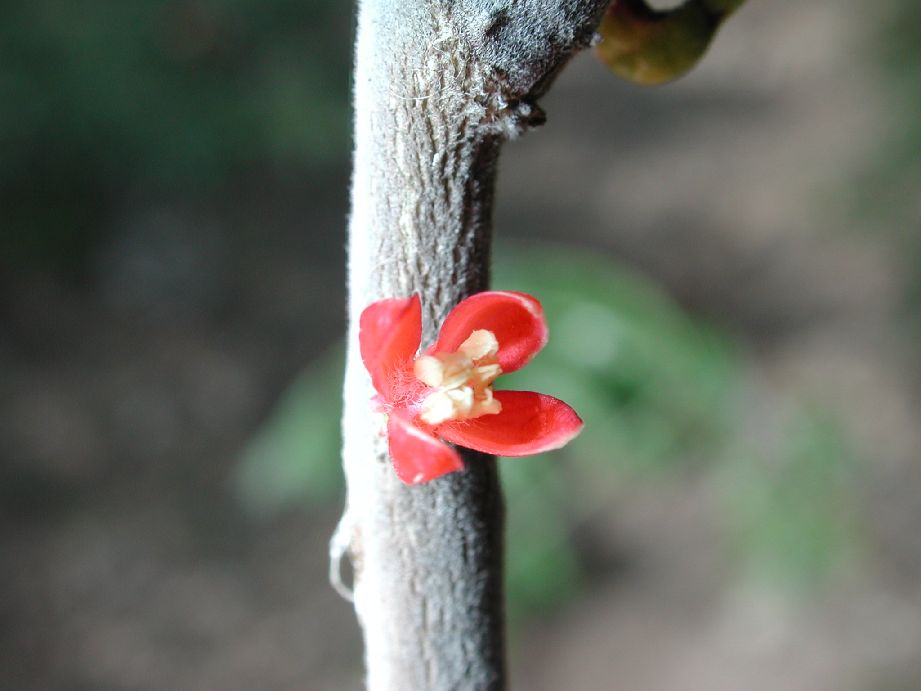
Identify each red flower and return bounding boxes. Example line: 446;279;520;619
359;291;583;484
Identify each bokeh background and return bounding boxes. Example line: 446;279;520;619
3;0;921;688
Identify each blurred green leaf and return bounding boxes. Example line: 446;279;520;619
233;346;344;516
863;1;921;316
494;244;741;609
0;0;351;271
502;454;582;619
721;412;858;588
495;243;737;478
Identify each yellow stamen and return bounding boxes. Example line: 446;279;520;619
414;330;503;425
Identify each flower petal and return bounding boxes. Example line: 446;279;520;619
436;390;583;457
387;411;464;484
359;295;421;399
433;291;548;373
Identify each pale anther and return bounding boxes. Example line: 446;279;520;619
414;329;504;425
458;330;499;360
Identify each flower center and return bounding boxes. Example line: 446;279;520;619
413;329;503;425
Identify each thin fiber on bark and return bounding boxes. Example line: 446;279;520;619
337;1;608;688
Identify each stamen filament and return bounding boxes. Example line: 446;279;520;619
413;330;503;425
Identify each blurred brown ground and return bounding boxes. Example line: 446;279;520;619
3;0;921;689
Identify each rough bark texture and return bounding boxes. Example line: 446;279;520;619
337;1;608;689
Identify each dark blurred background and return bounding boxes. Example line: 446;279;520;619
2;0;921;688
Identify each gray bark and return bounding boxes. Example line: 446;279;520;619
336;1;608;688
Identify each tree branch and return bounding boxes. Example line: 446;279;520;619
338;1;608;688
